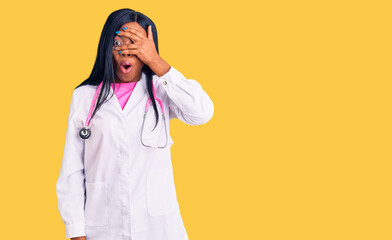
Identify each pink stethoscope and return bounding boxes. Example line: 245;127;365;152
79;79;168;149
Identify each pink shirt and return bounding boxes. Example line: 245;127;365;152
110;81;138;110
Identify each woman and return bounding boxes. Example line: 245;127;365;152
56;8;214;240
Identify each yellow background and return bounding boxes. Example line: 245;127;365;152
0;0;391;239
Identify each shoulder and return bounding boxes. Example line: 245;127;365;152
73;84;96;97
72;84;97;99
70;84;97;109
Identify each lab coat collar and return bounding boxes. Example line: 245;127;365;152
107;71;148;118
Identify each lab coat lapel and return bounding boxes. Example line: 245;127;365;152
123;73;147;116
107;71;148;118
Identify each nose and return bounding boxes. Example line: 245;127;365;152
121;53;132;57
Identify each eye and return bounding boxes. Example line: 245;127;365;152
114;40;122;46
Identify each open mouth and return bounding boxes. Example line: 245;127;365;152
120;62;133;74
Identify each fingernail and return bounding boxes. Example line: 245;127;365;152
118;51;121;54
116;31;120;34
123;27;127;30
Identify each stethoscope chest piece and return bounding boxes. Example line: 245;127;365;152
79;81;103;140
79;127;91;139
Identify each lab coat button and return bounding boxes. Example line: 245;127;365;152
162;80;167;85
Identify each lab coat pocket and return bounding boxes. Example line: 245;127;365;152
146;167;178;216
84;182;108;226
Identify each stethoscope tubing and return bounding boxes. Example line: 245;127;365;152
86;81;104;127
80;77;168;148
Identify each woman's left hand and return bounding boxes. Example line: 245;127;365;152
115;25;160;66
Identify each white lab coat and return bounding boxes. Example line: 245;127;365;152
56;66;214;240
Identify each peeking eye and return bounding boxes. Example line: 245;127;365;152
114;40;122;46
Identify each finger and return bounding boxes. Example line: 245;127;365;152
148;25;153;40
126;23;145;35
115;43;138;53
124;43;139;50
118;31;142;43
126;27;146;39
118;49;139;56
115;31;136;43
121;27;145;40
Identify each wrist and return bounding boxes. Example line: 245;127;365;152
147;56;171;77
148;55;163;67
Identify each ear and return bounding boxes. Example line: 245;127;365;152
148;25;153;40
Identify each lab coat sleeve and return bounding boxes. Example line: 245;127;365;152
157;66;214;125
56;89;86;239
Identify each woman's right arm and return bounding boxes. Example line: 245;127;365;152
56;89;87;239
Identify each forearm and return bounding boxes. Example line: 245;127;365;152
71;236;86;240
148;56;171;77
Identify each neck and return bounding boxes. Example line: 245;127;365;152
114;72;142;83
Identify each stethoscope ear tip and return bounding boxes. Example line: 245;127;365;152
79;127;91;139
